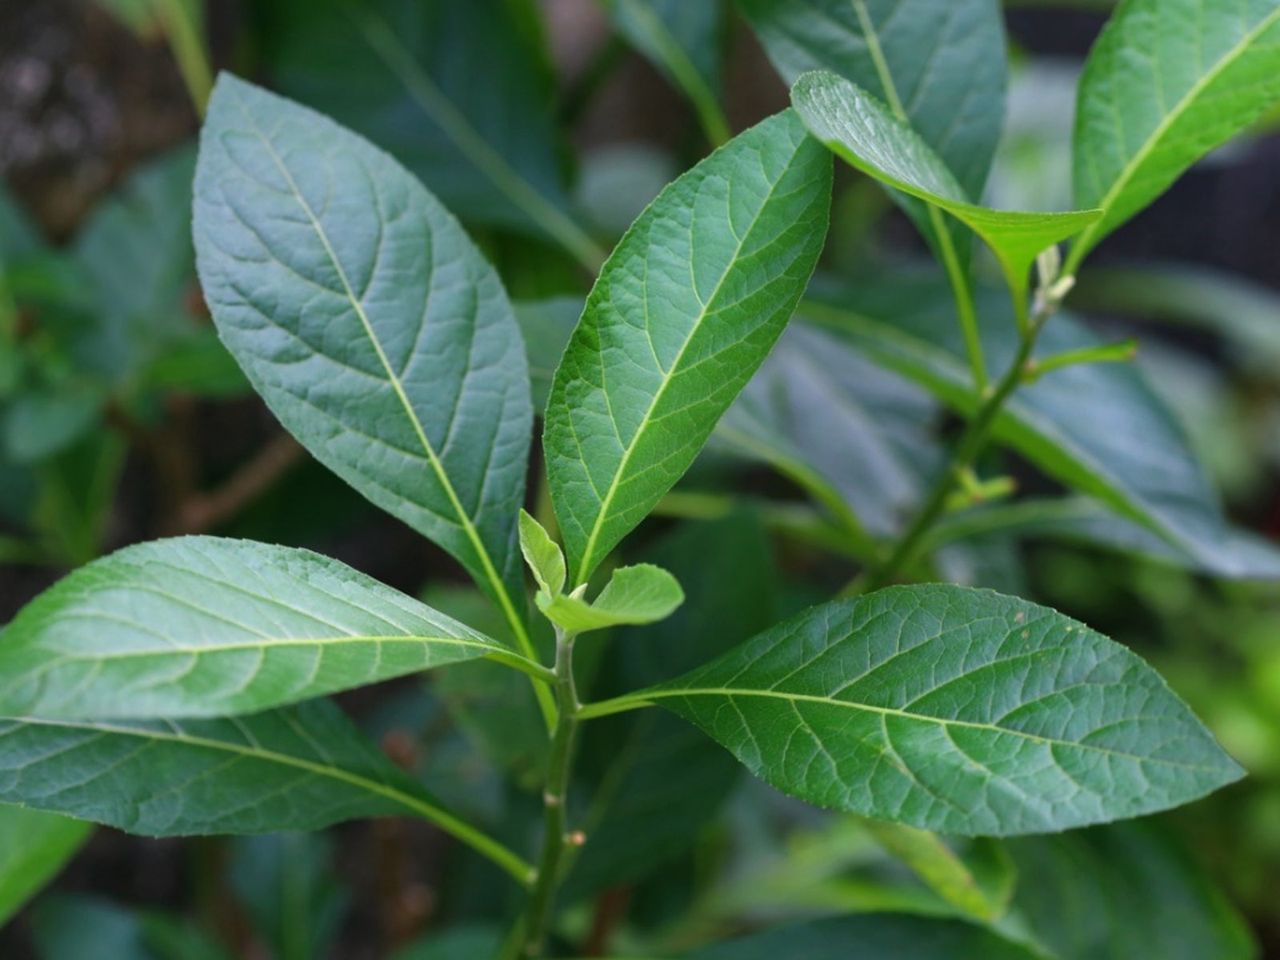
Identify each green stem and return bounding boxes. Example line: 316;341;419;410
1024;339;1137;379
931;209;987;391
851;290;1067;595
152;0;213;115
517;626;582;956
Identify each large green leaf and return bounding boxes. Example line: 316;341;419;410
265;0;600;265
544;109;831;585
792;70;1099;298
737;0;1006;199
685;914;1036;959
1006;820;1255;960
804;274;1280;578
0;537;535;720
0;804;91;926
193;76;534;641
594;584;1242;835
0;701;530;881
603;0;730;144
1070;0;1280;266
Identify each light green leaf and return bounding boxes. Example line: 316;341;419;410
0;701;531;882
538;563;684;634
266;0;601;266
1007;820;1255;960
792;70;1099;298
519;509;566;598
866;821;1014;923
737;0;1007;199
1;387;103;465
805;274;1280;579
544;109;831;585
0;537;538;720
1069;0;1280;266
599;584;1242;835
0;805;91;926
602;0;730;144
686;914;1036;960
193;75;536;654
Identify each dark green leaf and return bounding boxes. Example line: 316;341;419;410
612;584;1242;835
193;75;534;638
1;388;103;464
738;0;1007;199
515;297;581;414
1070;0;1280;265
545;109;831;584
0;805;91;926
0;537;532;720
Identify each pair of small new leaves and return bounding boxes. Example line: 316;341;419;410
518;510;683;635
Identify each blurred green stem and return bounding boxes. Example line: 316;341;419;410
152;0;213;115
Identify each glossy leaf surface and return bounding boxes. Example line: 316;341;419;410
631;584;1242;835
545;109;831;584
193;75;533;621
1071;0;1280;263
0;537;522;720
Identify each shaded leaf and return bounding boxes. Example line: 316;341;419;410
0;805;91;926
614;584;1242;835
545;109;831;584
515;297;581;414
193;75;534;634
0;537;528;720
866;821;1014;923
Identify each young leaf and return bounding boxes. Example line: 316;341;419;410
602;0;730;144
538;563;684;634
1070;0;1280;266
792;70;1099;298
0;805;91;926
738;0;1007;199
193;75;535;651
805;275;1280;579
544;109;831;585
0;537;541;721
595;584;1243;835
686;914;1036;959
0;701;532;883
1008;820;1255;960
518;509;566;598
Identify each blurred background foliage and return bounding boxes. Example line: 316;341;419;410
0;0;1278;957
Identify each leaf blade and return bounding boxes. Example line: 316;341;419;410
544;109;831;584
634;584;1242;835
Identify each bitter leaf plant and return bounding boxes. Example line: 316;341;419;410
2;0;1277;954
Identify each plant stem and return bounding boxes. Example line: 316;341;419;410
518;626;582;956
850;288;1069;595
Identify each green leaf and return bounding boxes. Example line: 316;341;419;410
266;0;601;266
866;821;1014;923
0;537;535;721
685;914;1036;960
518;509;566;598
602;0;730;144
1;387;103;464
601;584;1242;835
515;297;581;414
538;563;684;634
31;895;235;960
0;804;91;926
737;0;1007;199
1007;820;1255;960
0;700;531;881
544;109;831;585
193;75;535;647
792;70;1099;298
805;274;1279;579
1069;0;1280;266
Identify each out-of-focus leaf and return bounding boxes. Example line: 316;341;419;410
866;821;1014;923
515;297;581;414
32;431;126;567
193;76;536;655
30;895;233;960
230;833;349;960
805;274;1280;578
265;0;600;264
738;0;1006;199
392;926;502;960
685;914;1036;959
602;0;729;144
0;537;527;720
1006;820;1255;959
1070;0;1280;265
0;185;41;260
1;387;104;464
0;805;91;926
138;327;250;399
612;584;1242;835
545;110;831;585
576;144;677;237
